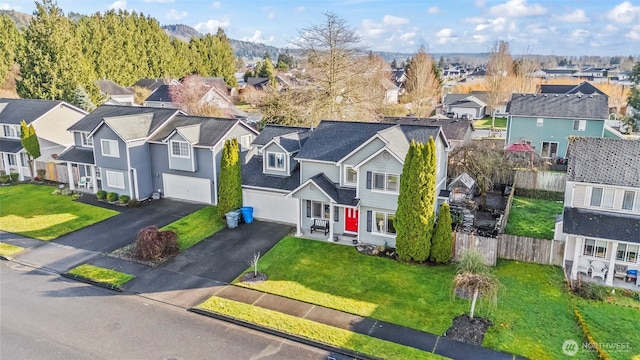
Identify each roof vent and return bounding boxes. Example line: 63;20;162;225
554;94;558;97
589;95;593;98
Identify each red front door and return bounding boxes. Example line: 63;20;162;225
345;208;358;233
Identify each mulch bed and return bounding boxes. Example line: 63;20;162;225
109;243;168;267
240;272;268;283
443;314;493;346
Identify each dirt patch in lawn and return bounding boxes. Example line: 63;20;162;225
444;314;493;346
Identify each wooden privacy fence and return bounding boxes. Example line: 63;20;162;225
454;232;565;267
514;169;566;192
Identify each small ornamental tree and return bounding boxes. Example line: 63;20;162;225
134;226;179;261
430;202;454;264
218;138;242;216
453;250;501;319
20;120;41;180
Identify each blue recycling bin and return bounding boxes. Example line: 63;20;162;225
241;206;254;224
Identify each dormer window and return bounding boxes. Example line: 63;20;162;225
267;152;285;170
81;132;93;147
171;140;190;158
345;166;357;185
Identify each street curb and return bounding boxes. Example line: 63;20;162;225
189;307;381;360
60;272;124;292
0;255;10;261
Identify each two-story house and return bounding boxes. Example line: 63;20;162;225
505;93;624;160
58;105;257;203
559;137;640;287
241;121;450;247
0;98;86;181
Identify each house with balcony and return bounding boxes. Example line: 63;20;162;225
559;137;640;288
241;120;450;247
0;98;86;181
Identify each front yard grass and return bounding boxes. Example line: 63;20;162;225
68;264;134;287
0;242;24;258
234;237;592;359
473;117;507;129
198;297;446;360
0;184;119;240
504;196;564;239
160;206;224;250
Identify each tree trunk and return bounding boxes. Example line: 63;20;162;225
27;156;35;181
470;288;479;319
491;109;496;129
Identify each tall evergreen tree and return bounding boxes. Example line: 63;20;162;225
190;29;237;87
71;85;97;111
218;138;242;216
0;14;21;85
20;120;41;180
430;202;454;263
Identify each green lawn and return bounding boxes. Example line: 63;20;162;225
233;237;594;359
504;196;564;239
68;264;135;286
0;185;119;240
473;117;507;129
160;206;225;250
0;242;24;258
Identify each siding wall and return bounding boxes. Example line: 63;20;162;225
300;201;345;236
93;126;127;170
341;138;385;167
129;144;153;199
35;105;84;146
357;151;403;210
263;142;289;176
300;161;340;183
167;133;195;172
101;168;131;197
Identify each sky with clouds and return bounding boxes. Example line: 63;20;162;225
2;0;639;56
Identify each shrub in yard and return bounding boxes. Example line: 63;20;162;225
133;226;179;261
37;169;46;179
106;192;118;202
60;188;74;196
0;174;10;184
127;199;141;208
118;195;130;204
96;190;107;200
9;172;19;182
430;202;454;264
571;280;607;301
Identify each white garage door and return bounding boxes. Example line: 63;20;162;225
243;188;297;225
163;174;212;204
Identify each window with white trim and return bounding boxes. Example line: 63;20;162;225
589;187;614;208
573;120;586;131
373;211;396;235
81;132;93;147
171;140;190;158
622;190;639;211
590;187;603;207
20;153;28;167
583;238;607;258
616;243;638;263
311;201;330;219
344;166;357;185
540;141;558;158
267;152;285;170
240;134;252;151
101;139;119;158
372;172;399;193
105;170;125;189
536;118;543;127
3;125;19;138
6;154;17;166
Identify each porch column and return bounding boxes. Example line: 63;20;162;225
327;203;334;241
0;153;6;173
295;198;303;236
570;237;583;280
606;242;617;286
90;166;98;193
66;163;75;190
16;155;24;181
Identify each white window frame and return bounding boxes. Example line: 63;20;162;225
170;140;190;158
622;190;639;212
20;152;29;167
540;141;558;158
372;211;396;237
589;187;603;207
536;118;544;127
240;134;252;151
101;139;120;158
583;238;607;259
602;188;615;209
616;243;639;263
344;166;357;186
372;172;400;194
266;151;285;170
311;201;330;220
3;125;19;138
573;120;586;131
81;132;93;147
6;154;17;166
105;170;125;189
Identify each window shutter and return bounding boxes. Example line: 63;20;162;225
334;206;339;222
306;200;311;218
366;171;372;189
366;211;372;232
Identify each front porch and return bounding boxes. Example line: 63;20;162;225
566;259;640;290
296;230;359;246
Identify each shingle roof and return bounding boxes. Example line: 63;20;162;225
271;132;311;153
539;82;604;95
563;207;640;244
97;80;134;96
149;115;240;147
253;125;311;146
145;85;173;102
296;121;442;162
382;116;471;142
507;93;608;119
133;78;176;92
566;137;640;188
308;173;358;206
56;146;95;164
0;98;62;125
0;138;23;153
242;155;300;191
104;113;153;140
68;105;179;133
448;173;475;190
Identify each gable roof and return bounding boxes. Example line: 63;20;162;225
68;105;180;133
102;113;154;140
289;173;358;206
149;115;247;147
566;137;640;188
443;94;487;108
382;116;472;142
0;98;64;125
242;155;301;191
56;145;95;165
265;131;311;153
507;93;609;119
133;78;178;92
539;81;605;95
252;124;311;146
97;80;134;96
145;84;173;103
448;172;476;190
0;138;24;153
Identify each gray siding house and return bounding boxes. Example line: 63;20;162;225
242;121;450;248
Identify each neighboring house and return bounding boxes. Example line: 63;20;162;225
0;98;87;181
382;116;474;148
505;93;624;159
391;68;407;94
538;81;605;96
559;137;640;287
380;78;399;105
246;76;290;91
534;68;579;79
133;78;180;93
97;80;136;106
143;85;180;109
442;93;487;120
58;105;257;203
241;120;450;247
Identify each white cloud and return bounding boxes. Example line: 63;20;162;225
427;6;441;14
488;0;547;17
526;22;548;35
475;0;486;7
0;3;19;10
400;32;416;41
262;6;275;19
361;19;386;38
464;17;485;24
212;1;221;8
552;9;589;23
570;29;589;42
472;34;489;43
241;30;274;44
295;6;305;12
474;17;507;32
606;1;640;24
436;28;457;44
382;15;409;25
108;1;126;10
143;0;173;3
166;9;187;20
194;17;231;32
627;24;640;40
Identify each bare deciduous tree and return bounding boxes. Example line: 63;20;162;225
512;50;539;94
403;46;442;117
248;252;261;277
169;75;226;117
485;41;513;128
